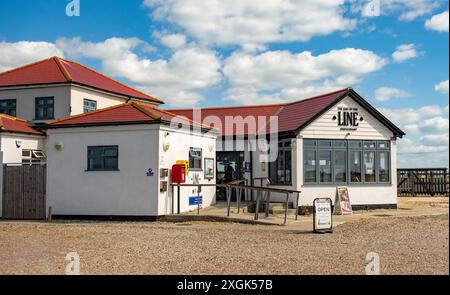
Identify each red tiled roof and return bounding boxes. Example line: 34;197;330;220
169;104;284;136
48;102;211;130
277;88;349;133
168;88;350;136
0;114;44;135
0;57;163;104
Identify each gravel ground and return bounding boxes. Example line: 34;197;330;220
0;213;448;275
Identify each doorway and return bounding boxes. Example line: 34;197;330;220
216;151;245;201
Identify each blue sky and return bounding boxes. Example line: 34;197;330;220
0;0;449;167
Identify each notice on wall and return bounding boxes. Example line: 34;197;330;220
334;187;353;215
313;198;333;233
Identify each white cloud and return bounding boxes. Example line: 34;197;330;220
425;10;449;32
435;79;449;95
374;87;411;101
57;37;222;107
420;134;449;145
353;0;443;21
419;116;449;132
159;33;187;49
378;105;447;124
144;0;356;49
223;48;387;104
0;41;64;72
392;44;420;63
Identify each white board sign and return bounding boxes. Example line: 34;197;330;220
313;198;333;233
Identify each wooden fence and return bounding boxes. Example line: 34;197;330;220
397;168;449;197
2;164;46;219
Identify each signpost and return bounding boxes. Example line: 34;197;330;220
313;198;333;233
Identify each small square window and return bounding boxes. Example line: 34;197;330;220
189;148;202;170
83;99;97;113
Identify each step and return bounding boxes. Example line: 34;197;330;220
246;202;295;214
270;208;298;215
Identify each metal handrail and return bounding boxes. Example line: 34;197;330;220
171;182;301;225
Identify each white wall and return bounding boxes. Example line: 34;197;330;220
300;96;394;140
46;124;217;217
0;85;71;122
69;86;129;115
46;125;160;216
0;133;46;164
158;126;216;215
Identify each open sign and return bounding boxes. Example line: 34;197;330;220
313;198;333;233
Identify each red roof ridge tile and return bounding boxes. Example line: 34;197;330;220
53;56;73;81
48;103;133;125
0;113;29;123
58;57;163;104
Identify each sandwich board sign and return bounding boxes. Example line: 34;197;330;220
313;198;333;233
334;186;353;215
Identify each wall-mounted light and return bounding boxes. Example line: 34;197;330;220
15;140;22;148
54;141;64;151
162;132;171;152
208;142;214;152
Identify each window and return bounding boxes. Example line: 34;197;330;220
304;149;317;183
0;99;16;116
22;150;46;165
189;148;202;170
319;150;332;183
364;151;376;183
303;139;391;185
87;146;119;171
83;99;97;113
378;151;390;183
349;150;362;183
269;139;292;185
334;150;347;183
35;97;54;120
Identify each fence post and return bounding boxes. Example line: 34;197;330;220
254;191;260;221
226;186;231;217
283;192;289;225
197;185;201;216
295;192;300;221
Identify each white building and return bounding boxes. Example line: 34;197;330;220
170;88;405;210
45;102;217;218
0;58;405;219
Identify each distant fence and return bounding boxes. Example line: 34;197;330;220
397;168;449;197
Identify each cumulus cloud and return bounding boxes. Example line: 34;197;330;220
0;41;64;72
144;0;356;49
375;87;411;101
158;33;187;49
392;44;420;63
223;48;387;104
425;10;449;32
353;0;444;21
56;37;222;107
435;79;449;95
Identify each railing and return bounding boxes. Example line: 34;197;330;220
397;168;449;197
171;182;301;225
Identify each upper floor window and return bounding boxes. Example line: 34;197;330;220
83;99;97;113
0;99;16;117
35;97;54;120
189;148;202;170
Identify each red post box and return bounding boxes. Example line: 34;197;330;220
171;164;186;184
